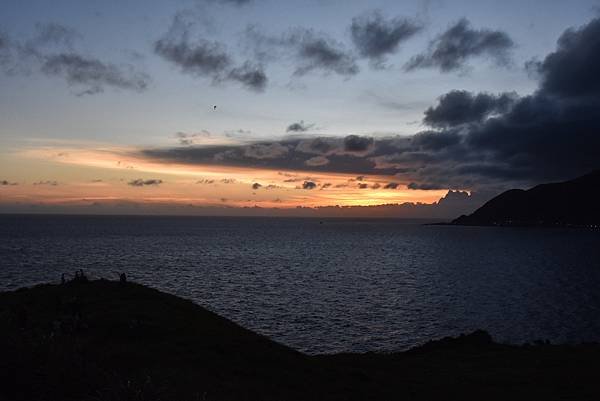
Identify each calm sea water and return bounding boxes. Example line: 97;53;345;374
1;214;599;354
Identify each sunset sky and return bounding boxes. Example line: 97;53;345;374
1;0;599;216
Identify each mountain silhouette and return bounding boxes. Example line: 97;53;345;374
452;170;600;227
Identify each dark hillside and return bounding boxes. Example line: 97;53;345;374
1;279;599;400
453;170;600;226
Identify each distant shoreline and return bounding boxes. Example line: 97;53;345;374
0;213;446;223
428;221;600;229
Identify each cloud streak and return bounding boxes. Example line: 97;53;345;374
350;10;423;66
128;179;163;187
405;18;514;72
33;180;59;186
0;23;150;95
41;53;149;95
175;131;212;145
243;26;359;78
288;28;358;76
154;15;267;91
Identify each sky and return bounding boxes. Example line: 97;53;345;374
1;0;599;216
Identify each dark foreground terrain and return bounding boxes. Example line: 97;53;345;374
1;279;599;401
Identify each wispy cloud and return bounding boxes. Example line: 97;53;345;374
41;53;149;95
243;26;358;77
33;180;59;186
0;22;150;95
405;18;514;72
350;10;423;66
128;179;163;187
154;13;267;91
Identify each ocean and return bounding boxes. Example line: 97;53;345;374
1;214;599;354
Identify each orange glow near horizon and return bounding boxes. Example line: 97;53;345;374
0;145;451;211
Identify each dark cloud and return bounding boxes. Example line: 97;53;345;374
344;135;374;152
384;182;399;189
532;17;600;97
155;36;231;77
128;179;163;187
407;182;445;190
155;16;267;91
295;137;336;154
395;18;600;189
350;10;423;65
423;90;517;128
357;183;369;189
0;180;18;186
252;182;262;190
410;129;462;150
405;18;514;72
0;23;149;95
302;181;317;190
41;53;149;95
240;142;289;159
448;17;600;183
227;61;267;91
139;18;600;192
286;120;315;132
288;28;358;76
140;136;392;180
196;179;215;184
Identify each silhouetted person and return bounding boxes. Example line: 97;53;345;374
119;272;127;283
74;269;88;283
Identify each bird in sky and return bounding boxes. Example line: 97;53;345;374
213;105;217;110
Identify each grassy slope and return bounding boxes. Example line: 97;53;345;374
1;280;599;401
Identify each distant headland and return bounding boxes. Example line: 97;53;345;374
451;170;600;227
